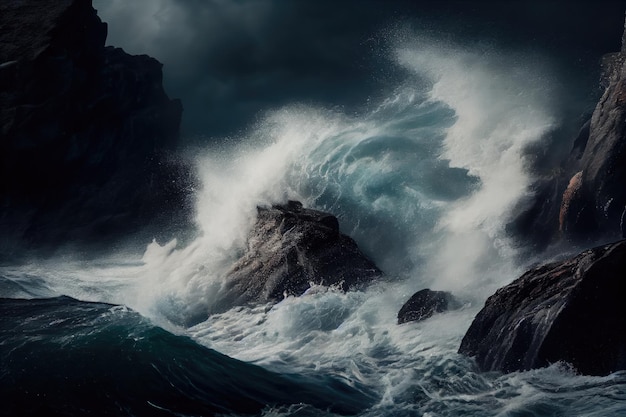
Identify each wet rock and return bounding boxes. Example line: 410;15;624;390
222;201;383;306
397;289;460;324
560;46;626;242
459;239;626;376
510;17;626;249
0;0;194;257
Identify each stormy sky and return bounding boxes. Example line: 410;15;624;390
93;0;626;142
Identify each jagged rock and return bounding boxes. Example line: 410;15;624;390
397;289;460;324
0;0;194;257
510;17;626;249
560;39;626;241
222;201;382;306
459;239;626;376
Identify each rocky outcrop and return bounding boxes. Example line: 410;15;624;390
511;18;626;249
468;17;626;376
0;0;194;257
222;201;382;306
397;289;460;324
560;42;626;241
459;239;626;376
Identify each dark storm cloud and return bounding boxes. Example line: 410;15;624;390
93;0;626;141
94;0;397;139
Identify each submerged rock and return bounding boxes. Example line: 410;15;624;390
459;239;626;376
397;289;460;324
222;201;382;306
0;0;194;256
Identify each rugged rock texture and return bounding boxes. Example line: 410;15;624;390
222;201;382;306
397;289;460;324
0;0;194;256
560;43;626;242
459;240;626;376
511;18;626;249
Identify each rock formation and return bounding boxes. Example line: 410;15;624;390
510;17;626;249
222;201;382;306
397;289;460;324
487;13;626;379
0;0;194;257
561;45;626;241
459;239;626;376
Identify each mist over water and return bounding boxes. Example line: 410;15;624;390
164;31;560;384
3;29;559;338
394;35;559;294
3;27;626;417
159;31;559;312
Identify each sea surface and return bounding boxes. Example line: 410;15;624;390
2;31;626;416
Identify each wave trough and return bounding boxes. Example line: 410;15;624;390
2;31;625;417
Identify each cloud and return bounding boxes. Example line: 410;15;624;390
93;0;626;141
94;0;396;139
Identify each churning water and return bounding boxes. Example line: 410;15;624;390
1;32;625;416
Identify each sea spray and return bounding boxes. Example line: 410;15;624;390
394;35;558;297
173;32;564;411
23;29;561;331
3;29;618;417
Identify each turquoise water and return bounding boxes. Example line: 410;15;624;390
2;33;625;416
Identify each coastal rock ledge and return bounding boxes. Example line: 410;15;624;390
222;201;383;306
459;239;626;376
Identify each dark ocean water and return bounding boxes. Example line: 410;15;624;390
2;23;626;417
0;296;376;416
2;293;624;416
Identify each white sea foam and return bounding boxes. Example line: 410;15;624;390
144;34;561;409
0;31;574;415
8;29;559;338
395;36;557;297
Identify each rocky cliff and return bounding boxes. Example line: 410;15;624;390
0;0;194;257
511;17;626;250
560;45;626;242
462;16;626;377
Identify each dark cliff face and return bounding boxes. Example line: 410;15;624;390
561;43;626;242
0;0;194;257
221;201;382;308
459;239;626;376
466;18;626;377
510;17;626;250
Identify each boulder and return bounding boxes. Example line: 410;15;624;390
222;201;382;306
459;239;626;376
0;0;194;257
397;289;460;324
